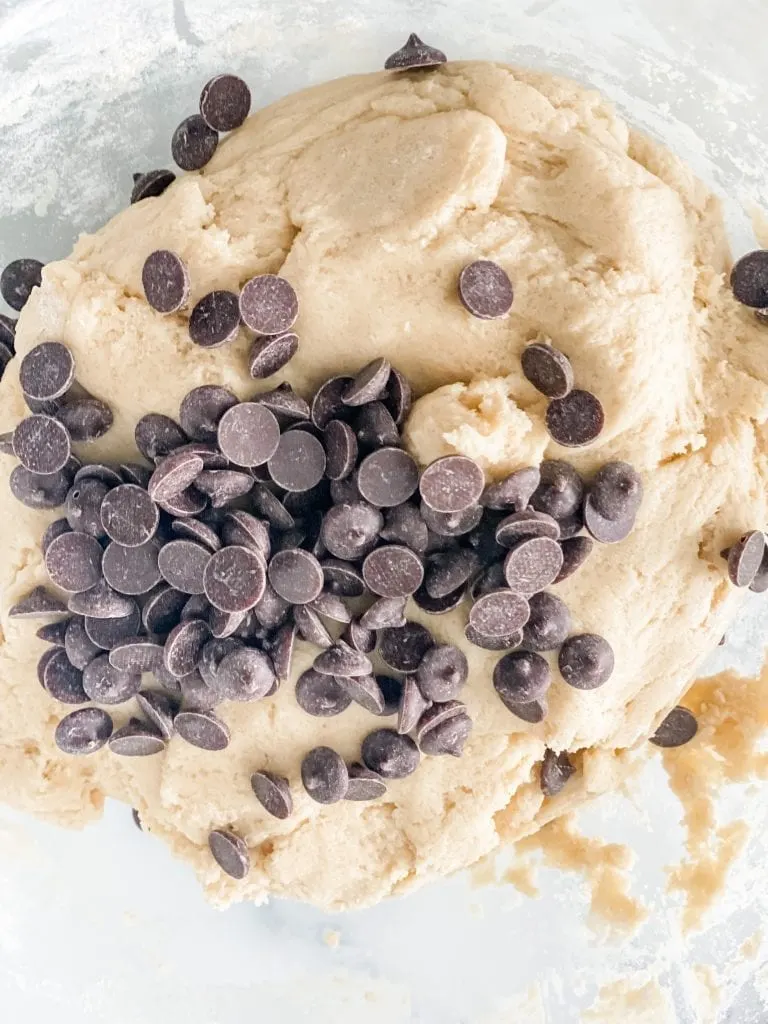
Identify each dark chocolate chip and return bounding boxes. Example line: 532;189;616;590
204;545;267;612
481;467;540;511
649;706;698;748
249;331;299;379
343;358;391;407
321;502;383;561
82;654;141;704
179;386;238;443
255;383;310;424
361;728;419;778
108;721;166;756
376;675;402;716
345;764;387;801
195;469;253;506
1;258;43;310
172;114;219;171
84;605;141;650
208;829;249;879
357;447;420;508
424;548;479;598
41;518;71;554
464;623;522;651
469;588;529;638
74;463;123;488
556;511;584;540
141;585;187;635
198;637;240;688
750;543;768;593
419;455;484;514
314;641;373;678
200;73;251;132
269;622;297;683
239;275;298;335
583;494;635;544
417;701;472;757
171;517;221;553
503;536;563;595
380;503;428;554
521;341;574;399
55;707;113;755
421;501;483;538
308;590;352;624
109;637;165;674
44;531;102;593
65;617;101;669
181;594;211;622
163;618;211;678
590;461;643;521
64;477;109;538
216;402;280;468
9;586;67;618
135;414;188;463
267;548;324;604
99;483;159;548
546;390;604;447
359;595;408;631
57;399;114;443
156;486;207;519
496;509;560;547
554;536;593;584
416;644;468;701
142;250;189;314
311;376;353;429
19;342;75;401
322;558;365;598
221;510;270;557
726;530;765;587
37;647;59;687
68;579;136;619
148;451;204;503
294;605;333;647
397;675;430;734
362;544;424;598
0;313;15;348
296;669;352;716
208;606;245;638
730;250;768;308
188;290;240;348
102;539;162;595
37;619;70;645
42;650;88;704
323;419;358;481
354;401;399;449
385;368;412;426
413;582;466;615
175;709;230;749
338;673;386;714
541;749;576;796
10;465;71;509
530;461;584;520
494;649;551;706
329;474;361;507
558;633;614;689
214;647;275;701
268;430;326;492
469;561;507;600
384;32;447;70
342;618;376;654
458;260;513;319
14;414;71;474
131;169;175;204
0;341;11;376
301;746;348;803
253;581;290;629
379;622;433;672
521;591;571;651
251;770;293;819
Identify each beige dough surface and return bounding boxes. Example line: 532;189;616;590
1;61;768;910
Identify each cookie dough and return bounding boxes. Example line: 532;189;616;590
1;61;767;910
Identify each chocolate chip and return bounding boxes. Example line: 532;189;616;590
361;729;419;778
730;250;768;308
354;401;399;449
503;536;563;595
301;746;348;803
726;530;765;587
9;586;67;618
254;385;310;427
102;539;162;596
541;749;575;796
385;368;412;426
84;604;141;650
131;169;175;203
135;414;187;463
558;633;614;689
649;706;698;748
176;707;231;749
164;619;210;677
19;342;75;402
108;636;164;674
496;509;560;547
140;585;185;636
0;313;15;348
209;606;245;639
181;594;211;622
68;579;136;619
198;469;255;507
424;548;479;598
55;707;113;755
554;536;593;584
421;502;483;539
188;290;240;348
379;622;433;672
40;520;70;555
583;494;635;544
214;647;275;701
355;449;419;510
156;486;207;519
529;463;581;521
521;341;574;399
494;650;551;706
319;419;356;482
311;376;353;429
172;113;218;170
98;484;159;548
200;73;251;131
321;558;365;598
249;487;293;534
458;260;513;319
417;701;472;757
169;518;220;554
59;398;115;443
1;258;43;310
345;764;387;801
506;697;548;723
108;721;166;756
750;544;768;593
37;619;70;645
342;618;376;654
74;463;123;488
590;461;643;521
359;595;407;631
413;582;466;615
248;330;299;379
64;617;101;669
397;675;430;734
37;647;58;687
264;548;322;605
321;502;383;561
480;467;540;512
308;590;352;624
251;770;293;819
208;828;249;879
265;623;294;685
314;641;373;678
141;249;189;314
465;623;522;651
359;545;423;599
520;591;570;652
238;275;298;336
415;644;468;702
44;531;102;593
177;392;234;448
63;477;109;539
198;637;240;686
268;430;326;492
204;545;267;612
10;465;71;509
214;402;279;468
136;689;178;739
295;669;352;716
338;674;386;714
42;650;88;704
384;32;447;70
342;358;391;407
546;390;604;447
251;582;289;631
0;429;14;455
219;511;268;558
469;588;529;639
419;455;484;514
469;561;507;600
379;503;428;555
13;414;71;475
81;653;141;704
293;605;332;648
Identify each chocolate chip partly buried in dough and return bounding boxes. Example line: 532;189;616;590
314;642;372;678
379;622;433;673
458;260;513;320
416;644;468;702
554;536;593;583
504;536;563;595
268;430;326;492
99;483;159;547
204;545;267;613
249;332;299;379
469;589;529;638
42;650;89;704
268;548;324;604
540;749;576;796
345;764;388;801
179;386;238;443
362;544;424;598
397;675;430;734
481;467;540;512
522;592;571;652
311;376;353;429
726;530;765;587
558;633;614;690
251;770;293;819
37;619;69;645
494;650;551;704
495;509;560;546
419;455;484;514
730;250;768;308
545;389;604;447
175;709;230;750
361;728;420;778
135;413;188;462
14;415;71;474
354;401;400;449
323;419;358;482
214;647;275;701
583;494;634;544
342;358;391;407
171;114;219;171
590;461;643;521
357;447;420;508
200;73;251;132
239;275;299;335
10;465;72;509
302;746;349;803
82;654;141;704
142;250;190;314
45;531;103;593
164;619;211;678
649;706;698;748
188;290;240;348
208;828;249;879
216;402;280;468
322;558;365;598
110;637;165;674
68;579;135;619
9;586;67;618
19;342;75;401
131;168;175;204
343;618;377;654
102;539;162;596
321;502;383;561
55;707;113;755
1;258;43;310
384;32;447;70
109;721;166;757
521;341;574;399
